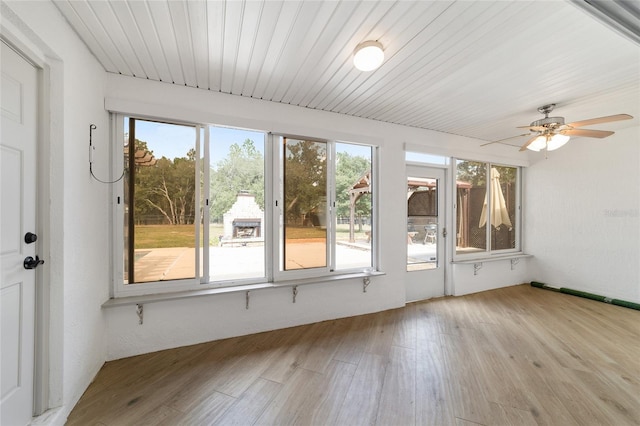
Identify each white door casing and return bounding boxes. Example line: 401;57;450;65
405;166;446;302
1;40;39;426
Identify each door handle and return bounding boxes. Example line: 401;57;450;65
24;255;45;270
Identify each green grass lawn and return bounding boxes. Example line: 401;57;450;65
135;225;199;249
134;223;370;249
335;223;370;241
284;226;327;240
134;224;224;248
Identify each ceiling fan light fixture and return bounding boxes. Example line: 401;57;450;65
516;105;631;153
547;133;570;151
527;135;548;152
353;40;384;72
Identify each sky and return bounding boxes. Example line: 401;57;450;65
126;118;265;161
126;117;371;163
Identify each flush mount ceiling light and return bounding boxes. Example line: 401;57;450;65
353;40;384;72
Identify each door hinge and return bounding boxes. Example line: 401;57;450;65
442;227;447;238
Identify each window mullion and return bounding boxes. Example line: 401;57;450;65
371;146;378;271
328;141;336;272
516;166;522;252
265;132;276;282
486;163;492;253
112;114;125;295
127;118;136;285
195;125;201;282
202;126;210;283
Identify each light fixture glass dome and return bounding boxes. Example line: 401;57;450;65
526;135;548;152
353;41;384;72
546;133;570;151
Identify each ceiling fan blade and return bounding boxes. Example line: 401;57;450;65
567;114;632;128
519;135;541;152
480;133;531;147
562;128;614;138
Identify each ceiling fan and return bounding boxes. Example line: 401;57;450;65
483;104;633;152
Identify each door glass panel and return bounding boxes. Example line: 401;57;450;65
407;176;438;271
282;137;327;270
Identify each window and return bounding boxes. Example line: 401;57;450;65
455;160;520;256
123;118;198;284
206;126;266;283
280;137;328;271
405;151;448;165
335;143;373;271
115;115;376;295
275;135;374;277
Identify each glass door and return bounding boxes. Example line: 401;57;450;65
406;166;446;301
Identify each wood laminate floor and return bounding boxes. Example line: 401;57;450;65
67;284;640;425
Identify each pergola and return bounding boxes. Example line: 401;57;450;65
347;171;371;242
347;172;472;246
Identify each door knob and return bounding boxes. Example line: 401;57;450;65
25;232;38;244
24;255;44;270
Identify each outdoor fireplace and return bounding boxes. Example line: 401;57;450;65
232;219;261;238
223;191;264;241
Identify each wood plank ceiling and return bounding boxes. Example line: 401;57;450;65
53;0;640;146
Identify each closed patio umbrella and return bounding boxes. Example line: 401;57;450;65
479;167;512;230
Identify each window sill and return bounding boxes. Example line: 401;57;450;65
451;253;531;275
452;253;532;264
102;271;385;309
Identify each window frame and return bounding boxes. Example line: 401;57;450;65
112;114;204;297
202;126;269;288
273;134;331;280
452;158;522;261
111;114;378;298
271;133;377;281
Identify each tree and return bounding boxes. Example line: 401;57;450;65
335;151;371;219
456;161;516;187
209;139;264;221
283;139;326;226
456;160;487;187
132;140;197;225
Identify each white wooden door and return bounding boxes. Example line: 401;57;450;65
1;40;39;426
405;166;446;302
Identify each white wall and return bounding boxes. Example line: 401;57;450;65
451;260;532;296
2;1;109;423
525;126;640;302
104;75;530;360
